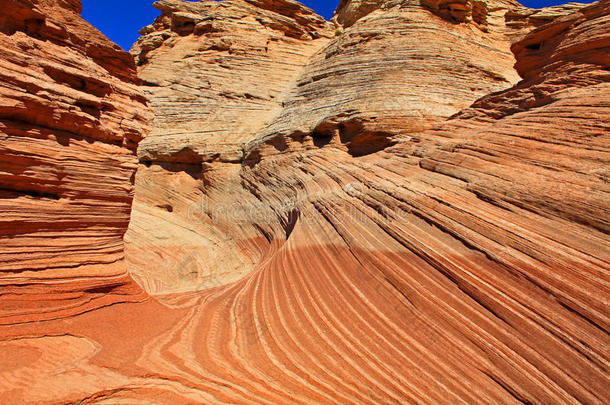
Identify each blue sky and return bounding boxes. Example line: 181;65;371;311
82;0;594;51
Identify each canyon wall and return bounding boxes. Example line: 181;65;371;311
127;0;607;402
235;1;609;402
126;0;570;294
0;0;608;404
0;0;151;324
126;0;334;293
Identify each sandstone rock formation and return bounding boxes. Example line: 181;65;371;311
1;0;609;404
126;0;563;294
126;0;334;293
0;0;151;324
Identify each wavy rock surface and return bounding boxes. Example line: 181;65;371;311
0;0;151;324
1;0;609;404
126;0;565;294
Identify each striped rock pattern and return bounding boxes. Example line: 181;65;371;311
125;0;562;294
0;0;151;324
1;0;609;404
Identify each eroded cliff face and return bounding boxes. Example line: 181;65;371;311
125;0;606;402
0;0;151;324
0;0;608;404
218;2;609;403
125;0;560;294
124;0;334;293
332;0;586;29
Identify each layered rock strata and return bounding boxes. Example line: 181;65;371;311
0;0;608;404
125;0;335;293
0;0;151;324
119;0;606;402
126;0;558;293
236;2;610;402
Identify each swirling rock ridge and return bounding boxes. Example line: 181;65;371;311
0;0;609;404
